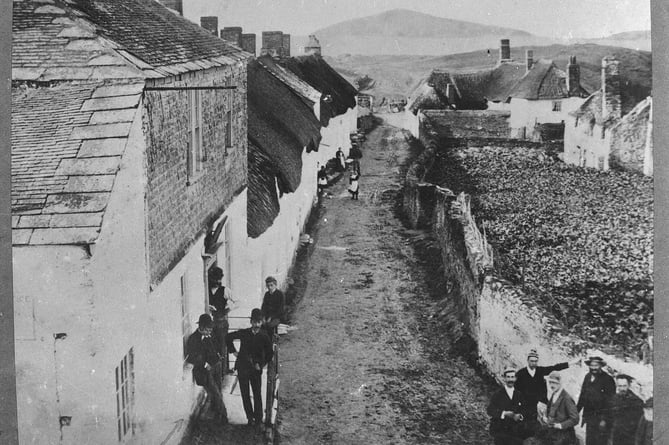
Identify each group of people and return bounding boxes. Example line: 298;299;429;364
184;269;286;427
488;350;652;445
317;147;362;200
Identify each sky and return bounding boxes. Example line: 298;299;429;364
184;0;651;40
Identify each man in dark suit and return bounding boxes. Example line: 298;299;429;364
208;267;234;374
536;370;579;445
261;276;285;336
609;374;644;445
577;356;615;445
226;308;274;426
487;368;533;445
515;349;579;428
185;314;227;424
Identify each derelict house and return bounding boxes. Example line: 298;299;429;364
564;56;653;175
11;0;251;443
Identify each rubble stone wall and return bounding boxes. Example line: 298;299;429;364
403;119;653;437
422;110;511;139
143;64;248;285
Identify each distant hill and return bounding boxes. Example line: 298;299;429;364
307;9;554;56
567;30;651;52
328;43;651;114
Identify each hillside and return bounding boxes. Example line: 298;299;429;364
309;9;553;56
329;43;651;113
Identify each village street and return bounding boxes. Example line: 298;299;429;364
275;116;496;445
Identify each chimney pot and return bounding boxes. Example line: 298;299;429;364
602;56;621;120
567;55;581;97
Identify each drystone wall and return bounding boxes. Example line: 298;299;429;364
403;118;653;442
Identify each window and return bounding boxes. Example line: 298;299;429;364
225;111;232;148
115;348;134;442
552;101;562;112
180;274;190;361
187;90;204;182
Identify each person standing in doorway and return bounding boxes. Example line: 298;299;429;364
208;266;233;374
185;314;227;424
609;374;644;445
226;309;273;426
261;276;285;337
577;356;615;445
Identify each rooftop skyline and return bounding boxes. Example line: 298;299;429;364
184;0;651;40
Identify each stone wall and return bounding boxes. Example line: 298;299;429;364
143;64;248;286
403;120;653;443
610;98;652;174
422;109;511;139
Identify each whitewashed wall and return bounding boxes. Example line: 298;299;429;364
509;97;585;138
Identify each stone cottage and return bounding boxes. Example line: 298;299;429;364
564;56;652;175
507;55;589;140
11;0;251;443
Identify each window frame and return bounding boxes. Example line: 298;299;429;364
552;100;562;112
115;348;135;443
187;90;205;184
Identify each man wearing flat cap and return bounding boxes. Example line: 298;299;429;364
487;367;533;445
185;313;227;423
535;371;579;445
609;374;644;445
515;349;580;428
577;356;615;445
226;308;274;426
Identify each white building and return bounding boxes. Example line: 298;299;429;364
11;1;251;443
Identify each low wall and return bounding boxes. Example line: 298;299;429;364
403;123;653;444
422;109;511;139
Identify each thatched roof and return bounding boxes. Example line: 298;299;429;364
409;63;526;113
248;59;322;194
247;59;323;237
277;55;358;126
247;140;280;239
508;59;589;100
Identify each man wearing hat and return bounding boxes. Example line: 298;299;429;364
535;371;579;445
634;397;652;445
576;356;615;445
185;313;227;423
609;374;644;445
515;349;580;428
226;308;274;426
487;367;533;445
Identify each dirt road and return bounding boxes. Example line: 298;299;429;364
276;117;495;445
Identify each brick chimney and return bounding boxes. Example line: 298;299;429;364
602;56;621;120
157;0;182;15
526;50;534;72
499;39;511;63
282;34;291;57
220;27;243;47
262;31;285;57
200;16;219;35
241;33;256;55
566;55;581;96
304;35;321;56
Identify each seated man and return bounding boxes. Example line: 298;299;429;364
487;368;533;445
185;314;227;424
261;276;285;337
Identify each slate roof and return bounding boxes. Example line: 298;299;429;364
12;80;143;245
12;0;250;82
277;55;357;126
508;59;589;100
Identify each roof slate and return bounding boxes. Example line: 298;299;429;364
13;0;250;82
11;80;143;245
